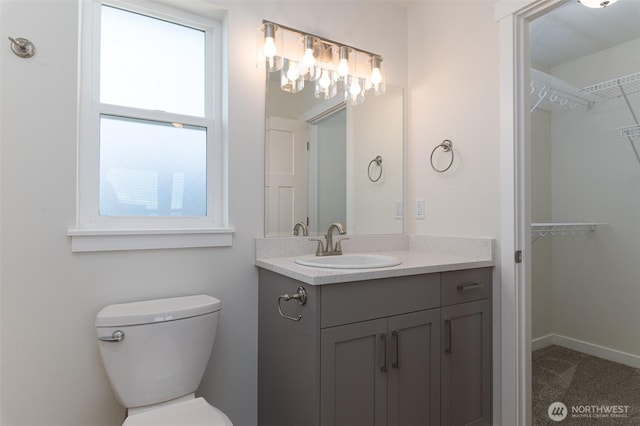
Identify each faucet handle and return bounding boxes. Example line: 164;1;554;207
335;237;349;253
308;238;325;256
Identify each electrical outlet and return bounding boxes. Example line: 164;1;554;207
394;201;403;219
415;199;425;219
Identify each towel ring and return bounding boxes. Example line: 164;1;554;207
430;139;454;173
368;155;383;182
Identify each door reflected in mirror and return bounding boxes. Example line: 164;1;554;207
265;71;403;237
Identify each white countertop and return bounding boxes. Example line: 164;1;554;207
255;235;495;285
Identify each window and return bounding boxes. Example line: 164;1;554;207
69;0;231;251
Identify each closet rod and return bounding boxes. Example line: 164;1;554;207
531;223;600;244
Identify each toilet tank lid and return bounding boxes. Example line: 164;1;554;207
95;295;221;327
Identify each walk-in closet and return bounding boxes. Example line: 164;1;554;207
529;1;640;424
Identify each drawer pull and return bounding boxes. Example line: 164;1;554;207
457;282;485;292
380;333;389;372
444;319;452;353
391;330;399;369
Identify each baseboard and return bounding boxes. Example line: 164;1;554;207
532;333;640;369
531;334;554;351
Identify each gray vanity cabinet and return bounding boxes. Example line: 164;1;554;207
441;269;492;426
258;266;492;426
320;309;441;426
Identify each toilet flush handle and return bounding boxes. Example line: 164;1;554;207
98;330;125;342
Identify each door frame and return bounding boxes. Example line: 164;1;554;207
497;0;567;424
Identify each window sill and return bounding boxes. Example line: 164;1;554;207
67;227;234;252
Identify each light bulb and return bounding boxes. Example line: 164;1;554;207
302;35;315;69
337;46;350;77
287;62;300;81
319;69;331;89
263;37;277;58
370;55;383;87
262;23;277;58
337;59;349;77
315;69;336;100
302;48;315;68
370;68;382;86
349;79;361;96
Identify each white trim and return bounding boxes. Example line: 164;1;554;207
531;333;554;351
532;334;640;369
75;0;228;242
498;0;571;424
67;227;234;252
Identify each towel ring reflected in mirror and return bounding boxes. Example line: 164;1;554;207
368;155;383;182
430;139;454;173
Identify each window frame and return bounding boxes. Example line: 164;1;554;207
69;0;232;252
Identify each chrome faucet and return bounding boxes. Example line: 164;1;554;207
310;222;348;256
293;221;309;236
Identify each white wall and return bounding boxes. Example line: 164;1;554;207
544;38;640;356
530;109;553;340
0;1;408;425
406;0;501;239
317;111;347;231
349;86;403;234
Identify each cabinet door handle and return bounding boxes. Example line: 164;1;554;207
444;319;452;353
379;333;388;372
391;330;399;369
457;282;485;292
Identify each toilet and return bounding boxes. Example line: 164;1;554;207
95;295;232;426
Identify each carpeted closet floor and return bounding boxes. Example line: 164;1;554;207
532;345;640;425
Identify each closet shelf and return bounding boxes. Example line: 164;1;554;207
617;124;640;139
530;69;595;113
581;72;640;99
531;222;601;244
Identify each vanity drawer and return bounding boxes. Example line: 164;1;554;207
320;273;440;328
441;268;492;306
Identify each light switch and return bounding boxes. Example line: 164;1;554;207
394;201;403;219
415;199;425;219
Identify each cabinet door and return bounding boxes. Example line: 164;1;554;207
441;299;492;426
321;318;388;426
387;310;441;426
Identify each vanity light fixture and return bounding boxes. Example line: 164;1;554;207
579;0;619;8
257;20;386;104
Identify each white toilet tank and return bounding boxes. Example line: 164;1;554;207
95;295;221;409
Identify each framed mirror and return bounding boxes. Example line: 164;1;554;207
265;70;403;237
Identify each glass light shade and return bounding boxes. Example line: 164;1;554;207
579;0;618;7
281;58;304;93
346;77;365;105
368;55;386;95
336;46;350;78
263;37;277;58
301;39;321;81
256;22;282;72
301;35;316;68
315;69;337;100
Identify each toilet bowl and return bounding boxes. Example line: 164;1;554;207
95;295;232;425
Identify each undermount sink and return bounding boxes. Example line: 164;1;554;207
295;254;402;269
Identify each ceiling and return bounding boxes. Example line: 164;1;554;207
530;0;640;70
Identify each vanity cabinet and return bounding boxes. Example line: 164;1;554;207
441;269;492;426
321;309;441;426
258;267;492;426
